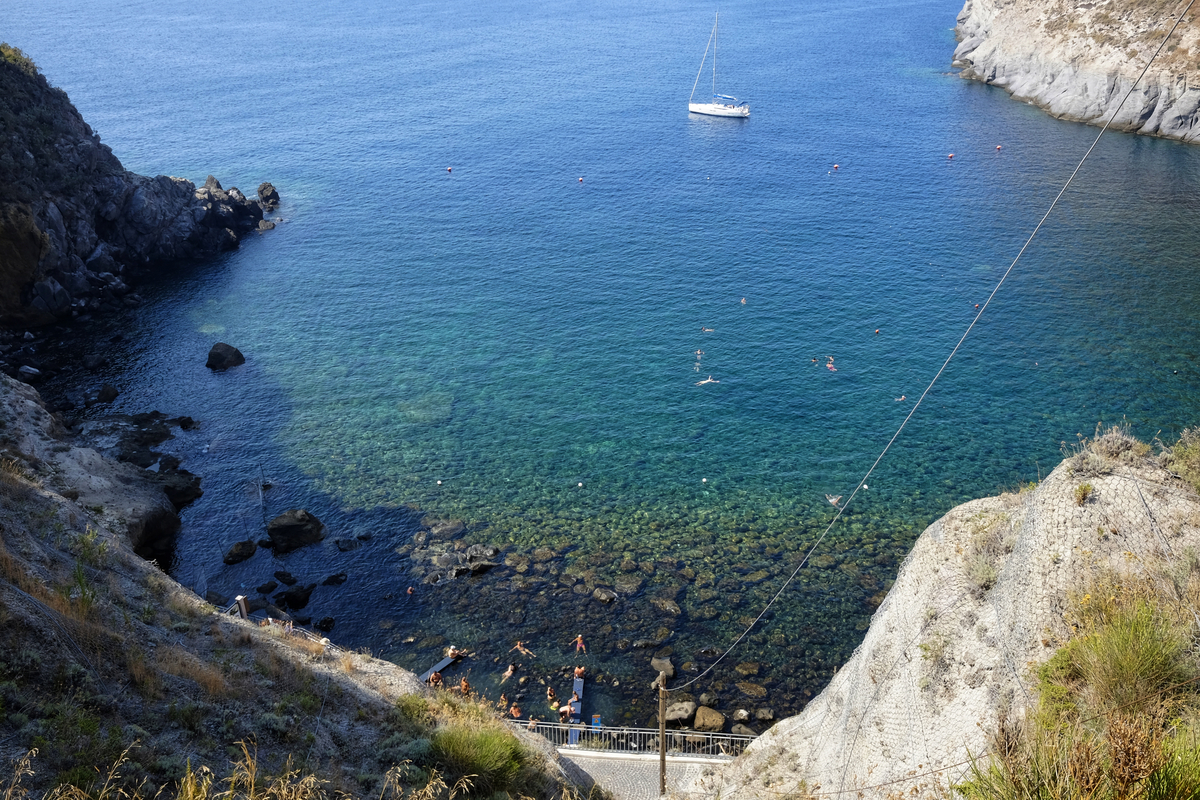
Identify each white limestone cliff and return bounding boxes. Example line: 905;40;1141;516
954;0;1200;142
684;429;1200;798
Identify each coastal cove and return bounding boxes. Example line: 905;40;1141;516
10;0;1200;728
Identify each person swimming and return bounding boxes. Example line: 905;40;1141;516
510;641;536;657
501;663;517;684
695;376;719;385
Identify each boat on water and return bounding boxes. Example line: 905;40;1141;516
688;12;749;118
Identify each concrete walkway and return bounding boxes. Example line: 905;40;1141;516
557;750;716;800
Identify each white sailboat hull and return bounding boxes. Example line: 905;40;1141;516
689;102;750;118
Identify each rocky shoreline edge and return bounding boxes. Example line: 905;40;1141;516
953;0;1200;143
0;370;592;798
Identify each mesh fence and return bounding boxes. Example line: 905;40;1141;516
679;458;1200;799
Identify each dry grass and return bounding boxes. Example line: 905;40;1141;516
157;645;228;696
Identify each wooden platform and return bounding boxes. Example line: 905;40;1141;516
419;654;462;683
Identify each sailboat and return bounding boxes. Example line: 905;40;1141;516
688;12;750;118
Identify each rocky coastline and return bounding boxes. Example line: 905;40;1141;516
954;0;1200;142
0;43;280;345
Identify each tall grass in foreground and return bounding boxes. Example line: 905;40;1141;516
957;587;1200;800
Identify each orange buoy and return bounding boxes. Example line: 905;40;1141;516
996;145;1002;150
875;329;880;334
833;164;839;170
407;586;414;595
975;304;980;309
578;177;583;182
447;167;452;172
948;154;954;159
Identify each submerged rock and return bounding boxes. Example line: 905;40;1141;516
223;540;257;565
267;509;326;553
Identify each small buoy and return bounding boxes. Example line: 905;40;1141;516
447;167;452;172
578;482;583;487
863;484;868;490
437;480;442;485
948;154;954;159
707;176;711;180
875;329;879;334
1174;370;1179;374
702;478;707;483
578;177;583;182
833;164;839;170
407;586;414;595
975;304;980;309
996;145;1002;150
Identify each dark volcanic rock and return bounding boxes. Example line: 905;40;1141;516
96;383;118;403
275;583;316;611
256;580;278;594
0;49;278;326
273;571;298;586
257;182;280;210
267;509;325;553
334;538;360;552
322;572;347;586
223;540;257;565
205;342;245;370
315;616;335;632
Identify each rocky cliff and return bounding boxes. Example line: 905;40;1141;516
686;427;1200;798
954;0;1200;142
0;44;278;327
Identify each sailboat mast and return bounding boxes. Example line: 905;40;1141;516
712;12;718;96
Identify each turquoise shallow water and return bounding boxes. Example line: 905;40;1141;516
11;0;1200;722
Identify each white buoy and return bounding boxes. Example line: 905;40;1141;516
578;482;583;487
437;480;442;485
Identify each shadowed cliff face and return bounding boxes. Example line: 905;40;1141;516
0;43;272;328
953;0;1200;142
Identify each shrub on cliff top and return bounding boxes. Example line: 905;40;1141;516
0;44;39;79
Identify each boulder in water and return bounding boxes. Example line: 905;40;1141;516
205;342;245;370
267;509;325;553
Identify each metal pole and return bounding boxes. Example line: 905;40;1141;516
658;672;667;797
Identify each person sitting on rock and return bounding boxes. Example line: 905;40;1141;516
447;645;467;658
427;671;443;688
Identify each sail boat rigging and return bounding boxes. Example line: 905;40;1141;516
688;12;750;118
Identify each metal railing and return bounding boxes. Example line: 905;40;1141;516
507;720;754;759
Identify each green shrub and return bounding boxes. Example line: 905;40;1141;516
429;725;528;795
1075;483;1094;506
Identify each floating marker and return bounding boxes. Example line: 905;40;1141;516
975;304;980;309
702;478;707;483
437;480;442;485
578;177;583;182
996;145;1002;150
833;164;839;170
578;482;583;487
447;167;452;172
875;329;880;334
948;154;954;159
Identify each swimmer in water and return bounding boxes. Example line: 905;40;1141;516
895;395;906;401
695;350;704;356
501;663;517;684
510;641;536;658
701;327;714;332
695;376;720;385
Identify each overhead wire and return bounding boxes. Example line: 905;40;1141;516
667;0;1199;694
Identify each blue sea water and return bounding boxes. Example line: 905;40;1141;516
9;0;1200;722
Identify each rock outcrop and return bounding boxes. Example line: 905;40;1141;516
953;0;1200;142
0;45;277;327
267;508;327;553
689;430;1200;798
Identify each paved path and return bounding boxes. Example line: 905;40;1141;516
557;751;714;800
